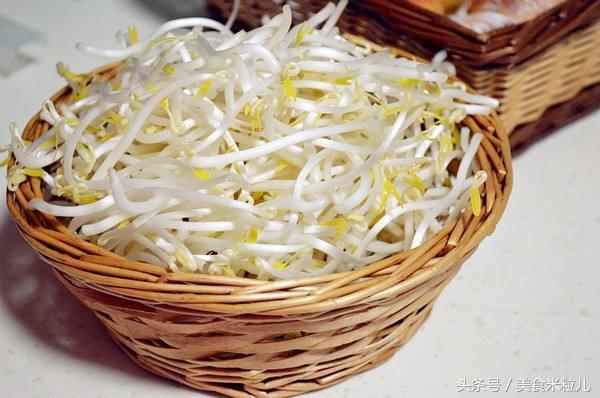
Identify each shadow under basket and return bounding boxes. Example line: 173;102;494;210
7;61;512;397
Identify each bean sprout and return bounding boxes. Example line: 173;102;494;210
6;1;498;279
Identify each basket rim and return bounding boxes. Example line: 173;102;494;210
5;43;513;315
361;0;600;66
366;0;570;41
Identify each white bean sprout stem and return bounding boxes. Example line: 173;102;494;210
6;0;498;280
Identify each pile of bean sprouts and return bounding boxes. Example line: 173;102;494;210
3;1;498;280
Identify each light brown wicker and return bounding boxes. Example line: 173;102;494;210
510;83;600;154
6;43;512;397
462;17;600;134
207;0;600;147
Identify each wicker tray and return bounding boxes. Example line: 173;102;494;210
7;47;512;396
207;0;600;149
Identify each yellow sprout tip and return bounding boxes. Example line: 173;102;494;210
196;78;213;97
192;168;211;180
470;186;482;217
128;25;139;45
282;77;297;104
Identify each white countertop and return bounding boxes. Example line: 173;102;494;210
0;1;598;397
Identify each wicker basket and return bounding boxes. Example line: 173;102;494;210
207;0;600;150
363;0;600;66
461;17;600;134
7;45;512;397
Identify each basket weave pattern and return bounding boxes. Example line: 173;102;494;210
8;56;512;397
464;18;600;133
511;83;600;153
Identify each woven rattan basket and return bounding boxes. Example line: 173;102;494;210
7;41;512;397
460;17;600;134
363;0;600;66
207;0;600;150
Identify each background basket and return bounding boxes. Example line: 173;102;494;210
207;0;600;152
7;40;512;398
465;17;600;151
363;0;600;67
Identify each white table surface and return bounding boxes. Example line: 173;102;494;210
0;1;598;397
